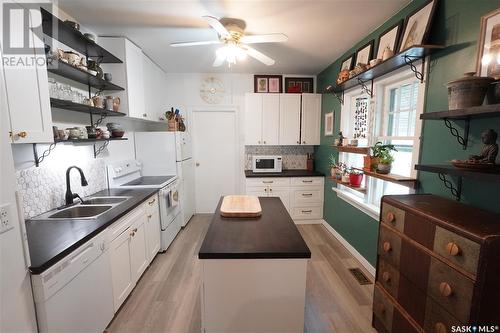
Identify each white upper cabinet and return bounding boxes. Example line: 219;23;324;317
3;4;53;143
279;94;301;145
142;55;168;121
261;94;280;145
301;93;321;145
244;93;279;145
244;93;263;145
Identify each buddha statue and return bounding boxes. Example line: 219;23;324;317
469;129;498;164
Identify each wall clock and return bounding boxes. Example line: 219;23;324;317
200;77;225;104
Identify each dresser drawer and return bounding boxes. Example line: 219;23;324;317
381;203;405;233
246;177;290;187
427;257;474;323
290;177;324;186
291;188;323;205
433;226;480;277
377;258;400;299
378;226;402;269
424;296;463;333
291;205;323;220
373;285;395;332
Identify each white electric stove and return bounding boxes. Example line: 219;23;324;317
107;160;182;251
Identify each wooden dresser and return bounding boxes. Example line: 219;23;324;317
372;194;500;333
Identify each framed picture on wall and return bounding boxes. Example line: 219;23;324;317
284;77;314;93
398;0;436;52
254;75;283;93
354;40;374;66
476;8;500;79
324;112;334;136
376;20;403;59
340;54;355;71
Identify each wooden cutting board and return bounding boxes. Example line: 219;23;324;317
220;195;262;218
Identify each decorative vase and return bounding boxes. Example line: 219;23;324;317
113;97;121;112
376;163;392;174
349;174;364;187
447;72;494;110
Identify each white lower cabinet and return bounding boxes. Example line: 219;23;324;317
246;176;324;221
145;194;161;261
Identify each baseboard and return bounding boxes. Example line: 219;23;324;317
294;219;323;225
321;220;376;277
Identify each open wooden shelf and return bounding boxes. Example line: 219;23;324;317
55;138;127;144
332;145;370;154
329;177;366;193
415;164;500;182
48;60;125;91
50;98;126;116
41;8;122;63
330;45;444;93
420;104;500;120
359;168;418;189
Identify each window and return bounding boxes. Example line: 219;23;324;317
337;68;424;216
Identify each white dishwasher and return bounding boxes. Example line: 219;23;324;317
31;230;114;333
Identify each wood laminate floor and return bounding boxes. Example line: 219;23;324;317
106;215;375;333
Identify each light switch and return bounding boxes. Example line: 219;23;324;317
0;203;14;234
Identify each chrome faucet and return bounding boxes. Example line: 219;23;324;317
65;166;88;205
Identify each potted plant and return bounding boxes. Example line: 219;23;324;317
336;162;346;180
348;168;364;187
371;142;397;174
329;154;337;177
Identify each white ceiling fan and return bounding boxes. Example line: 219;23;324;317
170;16;288;67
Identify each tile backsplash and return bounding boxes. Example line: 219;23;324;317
244;145;314;170
16;158;107;219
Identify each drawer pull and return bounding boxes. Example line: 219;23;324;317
148;198;156;205
262;181;273;184
302;180;313;183
301;210;312;213
302;193;313;196
147;214;152;218
439;282;453;297
446;242;460;256
382;242;392;253
386;212;395;223
435;322;448;333
382;271;391;283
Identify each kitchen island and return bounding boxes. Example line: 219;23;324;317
199;197;311;333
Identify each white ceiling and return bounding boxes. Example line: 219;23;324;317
58;0;410;74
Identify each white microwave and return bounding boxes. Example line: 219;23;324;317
252;155;283;173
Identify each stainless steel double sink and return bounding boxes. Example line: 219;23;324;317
31;196;132;220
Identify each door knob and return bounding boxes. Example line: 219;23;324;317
196;163;200;167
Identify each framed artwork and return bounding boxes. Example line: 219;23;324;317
398;0;436;52
354;40;374;66
376;20;403;59
324;112;334;136
340;54;355;71
476;8;500;79
284;77;314;93
254;75;283;93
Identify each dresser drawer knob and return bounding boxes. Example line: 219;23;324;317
382;271;391;283
376;303;386;314
382;242;392;253
439;282;453;297
386;212;396;223
446;242;460;256
435;322;448;333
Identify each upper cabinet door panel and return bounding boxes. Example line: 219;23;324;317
4;4;53;143
279;94;301;145
301;93;321;145
261;94;280;145
124;40;146;119
244;93;263;145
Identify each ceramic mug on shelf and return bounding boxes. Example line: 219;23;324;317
68;128;80;140
57;129;69;140
105;96;114;111
92;95;104;108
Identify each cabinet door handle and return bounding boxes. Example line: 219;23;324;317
302;193;313;196
264;188;268;192
148;198;156;205
296;141;300;144
129;231;135;237
263;141;266;144
269;188;273;192
17;131;28;139
258;140;261;144
147;214;152;218
143;113;147;118
301;210;312;213
302;141;306;144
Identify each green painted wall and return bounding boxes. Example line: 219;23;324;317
316;0;500;266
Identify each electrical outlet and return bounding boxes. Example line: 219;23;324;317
0;203;14;234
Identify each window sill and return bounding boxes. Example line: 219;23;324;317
331;187;379;221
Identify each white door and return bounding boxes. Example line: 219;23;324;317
109;228;133;311
261;94;280;145
244;93;262;145
193;110;237;213
130;216;148;283
301;93;322;145
279;94;301;145
4;5;53;143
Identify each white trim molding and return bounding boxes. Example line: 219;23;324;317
321;220;376;277
294;219;324;225
332;187;380;221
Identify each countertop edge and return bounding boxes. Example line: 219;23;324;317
244;169;324;178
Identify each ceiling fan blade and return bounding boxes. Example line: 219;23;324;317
240;33;288;44
241;45;275;66
203;15;230;37
213;53;226;67
170;40;221;47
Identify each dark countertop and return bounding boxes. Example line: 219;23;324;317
198;197;311;260
245;169;324;178
26;188;158;274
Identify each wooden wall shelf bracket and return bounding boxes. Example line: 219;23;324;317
438;173;462;201
33;142;58;167
356;77;373;97
403;54;425;82
443;118;469;150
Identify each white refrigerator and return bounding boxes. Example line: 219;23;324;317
175;131;195;226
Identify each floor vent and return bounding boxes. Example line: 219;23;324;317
348;268;372;285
